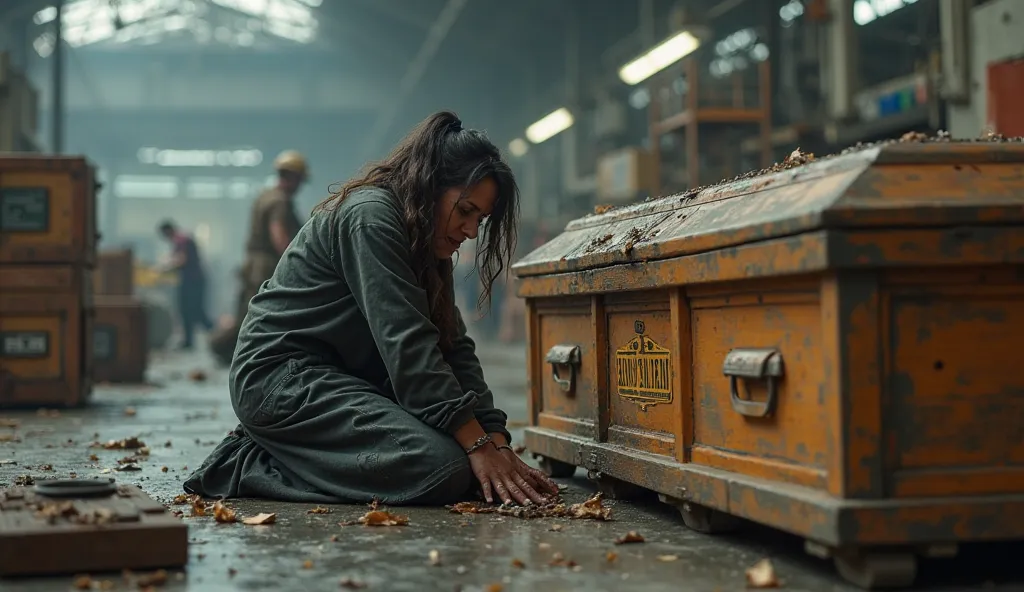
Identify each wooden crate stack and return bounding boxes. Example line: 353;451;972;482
0;154;98;408
93;248;149;383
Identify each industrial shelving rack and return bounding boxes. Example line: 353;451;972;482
648;56;773;195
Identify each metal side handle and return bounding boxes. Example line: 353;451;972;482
722;348;784;418
545;344;581;394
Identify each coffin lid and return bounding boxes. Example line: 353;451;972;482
512;141;1024;278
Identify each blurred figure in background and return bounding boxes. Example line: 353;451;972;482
157;219;215;350
209;150;308;365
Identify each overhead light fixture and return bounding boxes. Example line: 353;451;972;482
525;108;574;144
508;138;529;157
619;30;701;85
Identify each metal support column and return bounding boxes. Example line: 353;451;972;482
822;0;857;121
560;9;595;203
51;0;64;153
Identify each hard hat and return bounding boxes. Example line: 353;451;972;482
273;150;309;179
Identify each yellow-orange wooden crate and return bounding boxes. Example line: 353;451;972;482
513;141;1024;589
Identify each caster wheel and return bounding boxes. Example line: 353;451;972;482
587;471;645;500
535;455;576;478
833;550;917;590
658;494;741;534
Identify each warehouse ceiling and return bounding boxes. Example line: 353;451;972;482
0;0;732;160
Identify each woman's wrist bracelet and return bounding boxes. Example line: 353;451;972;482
495;444;514;453
464;434;493;455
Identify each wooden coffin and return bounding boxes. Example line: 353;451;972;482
93;296;148;384
0;265;93;408
0;480;187;577
513;141;1024;589
0;154;98;266
94;248;134;296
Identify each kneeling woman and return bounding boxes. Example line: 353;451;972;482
184;112;558;506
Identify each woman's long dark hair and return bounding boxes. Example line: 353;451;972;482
314;111;520;352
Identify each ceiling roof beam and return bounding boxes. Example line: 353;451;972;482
359;0;468;160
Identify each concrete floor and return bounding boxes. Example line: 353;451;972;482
2;341;1023;592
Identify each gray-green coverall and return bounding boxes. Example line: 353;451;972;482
184;188;511;505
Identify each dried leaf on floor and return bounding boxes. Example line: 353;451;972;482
93;437;146;450
171;493;196;505
88;454;99;462
14;475;34;486
161;466;169;473
614;531;644;545
447;492;610;522
358;509;409;527
329;535;339;542
242;513;276;525
0;418;19;427
0;434;21;443
538;543;551;551
135;569;169;588
117;463;141;472
228;568;237;578
446;501;495;514
548;552;577;568
569;493;612;521
188;370;207;382
656;554;678;562
213;502;237;523
302;560;314;569
0;459;15;466
549;524;563;532
485;584;503;592
428;549;441;566
37;464;54;471
510;558;525;569
73;575;93;589
605;551;618;563
307;506;332;514
339;577;367;589
190;499;209;517
124;407;137;417
745;558;780;589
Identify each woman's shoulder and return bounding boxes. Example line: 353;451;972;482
333;186;402;227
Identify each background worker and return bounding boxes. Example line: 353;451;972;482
157;219;215;350
208;150;308;364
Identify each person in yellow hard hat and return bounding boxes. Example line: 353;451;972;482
208;150;308;364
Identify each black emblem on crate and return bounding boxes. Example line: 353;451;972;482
0;331;50;358
615;320;672;409
93;326;117;361
0;187;50;232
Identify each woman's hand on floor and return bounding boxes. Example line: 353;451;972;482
468;444;559;505
498;447;560;499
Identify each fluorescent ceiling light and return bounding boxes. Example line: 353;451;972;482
619;31;701;86
525;108;574;144
508;138;529;158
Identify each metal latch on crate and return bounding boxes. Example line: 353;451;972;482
545;344;581;394
722;348;784;418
